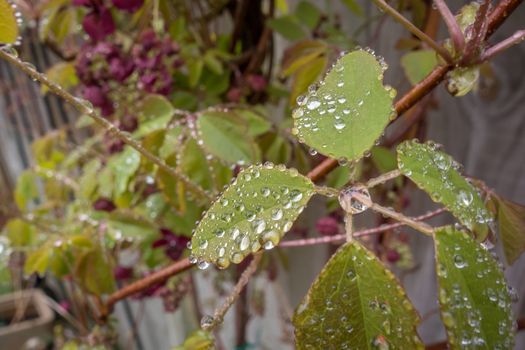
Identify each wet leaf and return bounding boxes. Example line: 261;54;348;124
233;108;272;136
25;244;51;275
0;0;18;44
371;146;397;173
341;0;364;16
196;111;261;164
139;94;175;121
290;54;327;104
434;226;514;349
111;146;141;197
191;164;314;269
446;66;480;97
293;240;423;350
495;197;525;264
400;50;438;85
397;140;492;235
293;50;396;162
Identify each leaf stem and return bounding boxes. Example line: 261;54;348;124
365;169;401;188
352;193;435;236
479;29;525;62
344;213;353;242
279;208;446;247
433;0;465;54
202;252;262;331
0;49;213;203
371;0;453;63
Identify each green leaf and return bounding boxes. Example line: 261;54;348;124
295;1;321;29
191;165;314;268
290;55;327;104
445;66;480;97
400;50;438;85
0;0;18;44
78;159;101;200
267;16;305;41
233;108;272;136
25;245;51;275
172;330;214;350
111;146;141;197
196;111;261;164
139;94;175;121
293;240;423;350
397;140;492;235
292;50;396;162
188;59;204;87
15;170;40;210
341;0;363;16
434;226;514;349
495;197;525;264
180;138;214;191
75;247;115;295
3;219;36;247
42;62;79;94
371;146;397;173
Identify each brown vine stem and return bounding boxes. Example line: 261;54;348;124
279;208;446;248
371;0;453;63
202;252;262;331
0;49;212;203
352;193;435;236
479;29;525;62
307;0;524;183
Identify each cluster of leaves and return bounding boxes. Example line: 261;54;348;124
1;0;525;349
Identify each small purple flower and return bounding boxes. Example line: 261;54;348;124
316;216;340;236
82;6;115;41
114;266;134;280
246;74;267;92
111;0;144;12
109;57;134;82
93;197;116;212
386;249;401;263
73;0;98;7
152;228;190;261
119;114;138;133
226;87;243;102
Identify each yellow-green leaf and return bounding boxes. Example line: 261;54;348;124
0;0;18;44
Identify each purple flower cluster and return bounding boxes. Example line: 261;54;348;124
152;228;190;261
75;31;182;118
74;0;144;42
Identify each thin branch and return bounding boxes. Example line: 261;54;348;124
102;257;193;318
366;169;401;188
479;29;525;62
344;213;353;241
352;193;435;236
462;0;491;63
433;0;465;54
0;49;213;203
202;253;262;331
306;0;524;183
279;208;446;248
371;0;453;63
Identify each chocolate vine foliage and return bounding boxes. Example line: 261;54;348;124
0;0;524;349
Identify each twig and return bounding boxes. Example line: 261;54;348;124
344;213;353;241
306;0;524;183
462;0;491;63
366;169;401;188
352;192;434;235
0;49;212;203
102;257;193;318
433;0;465;54
371;0;453;63
279;207;446;248
201;253;262;331
479;29;525;62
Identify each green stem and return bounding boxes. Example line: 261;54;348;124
371;0;453;63
352;192;434;236
365;169;401;188
0;49;213;203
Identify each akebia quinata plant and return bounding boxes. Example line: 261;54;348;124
0;0;524;349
